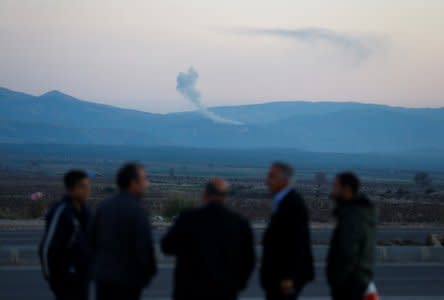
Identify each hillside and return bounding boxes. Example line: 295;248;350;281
1;86;443;153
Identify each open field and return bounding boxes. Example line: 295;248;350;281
2;144;444;180
0;144;443;227
1;173;443;226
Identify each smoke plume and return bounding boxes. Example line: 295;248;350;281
176;67;243;125
233;27;377;61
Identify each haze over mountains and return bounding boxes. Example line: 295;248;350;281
1;86;443;154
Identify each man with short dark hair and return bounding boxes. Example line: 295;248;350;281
261;162;314;300
39;170;91;300
327;172;377;300
162;177;256;300
90;163;157;300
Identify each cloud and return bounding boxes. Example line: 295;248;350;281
233;27;378;61
176;67;244;125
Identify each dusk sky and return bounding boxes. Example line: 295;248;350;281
1;0;443;112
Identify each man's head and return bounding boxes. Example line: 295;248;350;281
64;170;90;204
331;172;361;202
203;177;229;204
266;161;293;195
116;162;148;199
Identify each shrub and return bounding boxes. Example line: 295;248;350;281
162;192;198;220
26;200;46;219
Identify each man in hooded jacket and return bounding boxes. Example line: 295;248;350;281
327;172;377;300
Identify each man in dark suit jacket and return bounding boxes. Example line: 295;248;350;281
261;162;314;300
161;177;256;300
90;163;157;300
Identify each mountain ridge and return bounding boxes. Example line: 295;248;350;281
0;86;443;153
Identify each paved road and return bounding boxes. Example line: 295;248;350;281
0;265;443;299
1;227;443;246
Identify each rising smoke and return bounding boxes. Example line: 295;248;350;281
233;27;378;62
176;67;243;125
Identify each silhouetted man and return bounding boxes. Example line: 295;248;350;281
261;162;314;300
40;170;91;300
90;163;157;300
161;177;256;300
327;172;376;300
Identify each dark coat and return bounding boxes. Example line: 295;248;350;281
39;196;91;293
161;203;256;300
89;192;157;289
260;189;315;294
326;194;377;298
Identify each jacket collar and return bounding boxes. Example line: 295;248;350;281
272;186;293;212
62;194;87;213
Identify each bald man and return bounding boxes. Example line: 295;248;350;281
161;178;256;300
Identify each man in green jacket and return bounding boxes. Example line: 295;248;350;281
327;172;377;300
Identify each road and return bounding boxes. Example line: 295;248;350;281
1;227;443;246
0;265;443;299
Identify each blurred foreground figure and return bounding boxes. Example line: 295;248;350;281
162;177;256;300
90;163;157;300
261;162;314;300
39;170;91;300
327;172;377;300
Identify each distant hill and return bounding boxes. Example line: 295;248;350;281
1;86;443;153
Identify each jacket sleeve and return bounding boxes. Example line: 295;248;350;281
40;209;74;282
161;212;188;255
330;213;363;285
239;219;256;290
134;209;157;286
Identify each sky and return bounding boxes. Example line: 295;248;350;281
0;0;443;113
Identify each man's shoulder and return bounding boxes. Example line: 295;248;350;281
47;199;70;218
282;189;304;206
196;205;249;225
95;196;113;212
273;190;308;219
44;199;76;232
213;206;251;231
288;188;303;198
97;193;135;209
